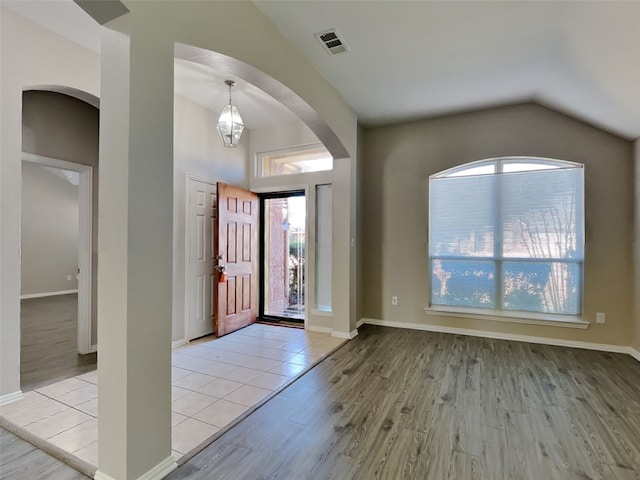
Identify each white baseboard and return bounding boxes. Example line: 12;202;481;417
94;472;116;480
309;325;358;340
95;456;177;480
307;325;332;335
359;318;640;361
20;289;78;299
356;318;366;329
0;390;23;406
137;456;178;480
172;339;187;349
332;329;359;339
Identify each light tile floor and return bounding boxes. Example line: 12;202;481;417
0;323;345;468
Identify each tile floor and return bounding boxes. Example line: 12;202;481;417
0;323;345;468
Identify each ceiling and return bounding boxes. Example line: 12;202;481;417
3;0;102;53
4;0;640;139
174;60;298;130
255;1;640;138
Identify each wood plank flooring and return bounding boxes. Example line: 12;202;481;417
168;324;640;480
21;294;97;392
0;427;90;480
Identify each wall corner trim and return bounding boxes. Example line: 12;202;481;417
136;456;178;480
94;456;177;480
332;329;358;339
94;472;117;480
308;325;358;339
358;318;639;362
307;325;333;335
0;391;24;406
172;339;188;349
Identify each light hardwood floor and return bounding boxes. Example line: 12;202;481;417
0;427;90;480
21;294;97;392
168;324;640;480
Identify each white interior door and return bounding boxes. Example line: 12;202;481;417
187;177;217;340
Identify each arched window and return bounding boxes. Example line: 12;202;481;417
429;157;584;316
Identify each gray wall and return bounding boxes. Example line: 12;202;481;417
21;162;79;295
361;102;634;346
22;90;99;345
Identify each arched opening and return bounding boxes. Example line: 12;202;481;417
20;88;99;391
174;43;349;160
173;44;350;344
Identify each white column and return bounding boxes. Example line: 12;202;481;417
634;139;640;352
332;156;355;338
96;24;176;480
0;76;22;404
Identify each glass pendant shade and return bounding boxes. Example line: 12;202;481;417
217;81;244;148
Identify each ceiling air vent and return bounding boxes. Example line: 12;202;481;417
314;29;349;56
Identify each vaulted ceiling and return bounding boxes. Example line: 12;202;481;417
4;0;639;139
255;1;640;139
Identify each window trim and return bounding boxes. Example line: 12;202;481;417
256;143;333;178
428;156;585;320
424;305;589;329
432;156;583;178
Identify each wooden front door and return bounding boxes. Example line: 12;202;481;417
214;182;258;336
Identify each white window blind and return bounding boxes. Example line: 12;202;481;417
429;158;584;315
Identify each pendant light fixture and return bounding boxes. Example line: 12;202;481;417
217;80;244;148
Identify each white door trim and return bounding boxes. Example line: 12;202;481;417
185;174;218;342
22;152;94;354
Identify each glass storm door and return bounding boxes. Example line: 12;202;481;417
260;192;306;323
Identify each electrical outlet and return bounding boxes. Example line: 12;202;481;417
596;312;606;324
391;296;398;306
67;275;72;281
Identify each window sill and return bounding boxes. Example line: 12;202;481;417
424;306;590;329
311;308;333;317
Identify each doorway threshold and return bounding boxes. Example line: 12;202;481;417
257;319;304;329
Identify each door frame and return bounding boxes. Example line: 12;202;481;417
184;174;218;341
21;152;94;354
258;189;307;326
